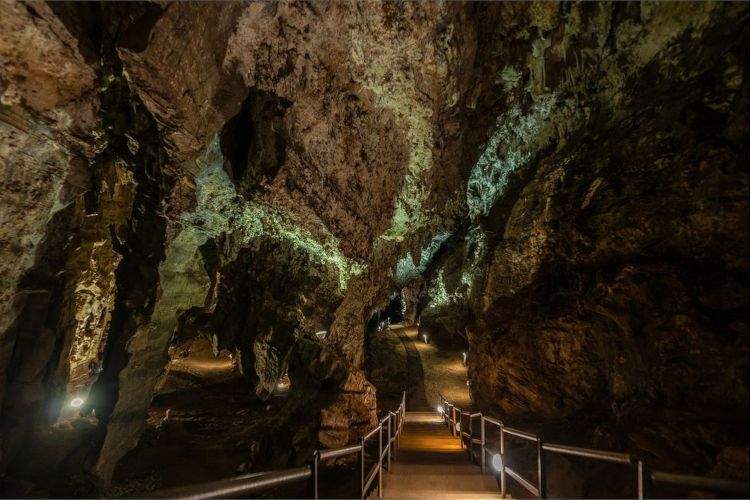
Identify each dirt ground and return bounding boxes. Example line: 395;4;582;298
110;338;285;496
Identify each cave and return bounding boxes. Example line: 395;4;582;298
0;2;747;499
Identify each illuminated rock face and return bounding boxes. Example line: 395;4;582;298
0;0;101;473
0;1;746;494
0;1;473;488
413;1;749;485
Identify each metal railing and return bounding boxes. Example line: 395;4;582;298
159;391;406;499
439;394;749;499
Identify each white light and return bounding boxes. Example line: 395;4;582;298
456;423;461;432
315;330;327;340
466;380;470;387
422;334;428;343
437;405;444;415
462;352;468;364
70;397;84;408
492;453;503;472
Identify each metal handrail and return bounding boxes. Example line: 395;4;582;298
157;466;312;499
322;390;406;500
502;425;536;441
438;393;749;499
161;391;406;499
363;461;380;492
363;424;382;441
318;443;362;460
542;442;631;464
505;465;539;497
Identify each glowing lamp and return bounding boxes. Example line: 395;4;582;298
70;397;84;408
437;405;444;415
462;352;468;364
422;334;428;343
456;423;461;432
492;453;503;472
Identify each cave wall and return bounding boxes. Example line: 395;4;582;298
0;0;100;470
0;0;747;492
1;1;477;486
421;1;749;479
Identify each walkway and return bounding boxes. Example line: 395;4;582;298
390;324;470;410
392;325;429;410
383;412;502;499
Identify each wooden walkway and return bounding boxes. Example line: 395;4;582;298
383;412;503;499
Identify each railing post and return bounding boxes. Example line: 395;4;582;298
397;411;401;457
468;414;474;462
360;437;365;500
309;450;319;499
451;406;457;436
635;459;652;499
378;424;383;498
480;415;486;473
500;424;506;498
459;412;464;449
537;437;547;499
386;414;392;471
395;411;401;452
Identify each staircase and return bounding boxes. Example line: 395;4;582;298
382;411;501;499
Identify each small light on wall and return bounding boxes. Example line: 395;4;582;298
422;334;428;343
456;423;461;432
462;351;468;365
492;453;503;472
466;380;471;387
70;397;85;408
437;405;444;415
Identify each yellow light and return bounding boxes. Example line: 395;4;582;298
492;453;503;472
70;397;84;408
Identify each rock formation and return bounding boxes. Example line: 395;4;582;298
0;1;746;496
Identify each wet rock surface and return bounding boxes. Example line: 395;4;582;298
0;1;746;496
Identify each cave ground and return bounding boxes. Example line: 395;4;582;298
392;324;471;411
110;340;280;496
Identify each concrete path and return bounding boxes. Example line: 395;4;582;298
383;412;502;499
390;325;470;411
393;326;430;410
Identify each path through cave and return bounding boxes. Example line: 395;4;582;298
393;325;429;411
388;324;470;412
0;2;747;498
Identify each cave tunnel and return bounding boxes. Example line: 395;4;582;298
0;1;748;499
